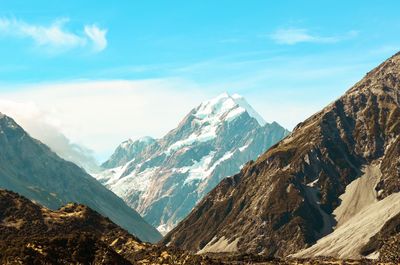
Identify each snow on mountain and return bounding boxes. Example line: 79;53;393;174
230;93;266;126
95;93;289;234
101;136;156;169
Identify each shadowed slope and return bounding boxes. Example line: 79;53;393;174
0;114;161;243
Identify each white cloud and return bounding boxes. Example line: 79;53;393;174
0;99;100;173
270;28;357;45
0;79;208;161
0;17;107;53
84;24;108;52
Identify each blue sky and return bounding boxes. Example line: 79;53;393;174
0;1;399;160
0;1;399;83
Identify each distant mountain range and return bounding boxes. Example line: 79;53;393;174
96;93;289;234
0;113;161;243
163;52;400;261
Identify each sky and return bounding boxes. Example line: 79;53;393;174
0;1;399;162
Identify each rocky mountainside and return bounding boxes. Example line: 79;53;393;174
0;189;215;264
2;189;377;265
96;93;289;234
162;52;400;261
0;114;161;243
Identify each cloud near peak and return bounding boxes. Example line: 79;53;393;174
0;17;108;53
0;99;101;173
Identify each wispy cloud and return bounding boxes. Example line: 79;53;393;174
0;17;108;53
270;28;358;45
0;99;100;172
84;24;108;52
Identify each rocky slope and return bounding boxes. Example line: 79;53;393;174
162;52;400;261
96;93;289;234
0;189;215;264
0;189;379;265
0;114;161;243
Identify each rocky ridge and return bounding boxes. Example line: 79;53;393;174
162;52;400;262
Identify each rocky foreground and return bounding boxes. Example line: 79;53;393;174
0;189;211;264
3;188;400;264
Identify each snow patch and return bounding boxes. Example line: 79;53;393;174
183;152;216;184
231;93;266;126
106;166;158;200
239;143;250;152
224;107;246;122
165;128;216;155
157;223;175;236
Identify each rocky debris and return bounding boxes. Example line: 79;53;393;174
360;211;400;263
0;189;215;265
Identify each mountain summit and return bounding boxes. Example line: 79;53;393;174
96;93;289;234
162;53;400;261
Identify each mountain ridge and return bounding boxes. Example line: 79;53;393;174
162;52;400;260
0;114;161;243
96;93;289;234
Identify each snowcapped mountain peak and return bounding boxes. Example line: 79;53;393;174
231;94;266;126
195;93;235;118
97;92;289;234
194;92;266;126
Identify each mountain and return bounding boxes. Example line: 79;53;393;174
0;113;161;243
2;190;376;265
162;52;400;261
101;136;157;169
96;93;289;234
0;189;214;264
0;100;101;174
